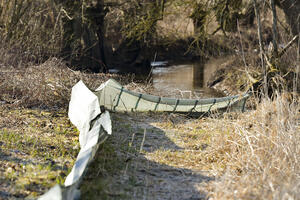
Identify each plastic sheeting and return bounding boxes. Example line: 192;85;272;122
68;81;101;148
95;79;249;113
39;81;111;200
39;185;62;200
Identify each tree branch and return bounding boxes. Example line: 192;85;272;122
278;35;299;58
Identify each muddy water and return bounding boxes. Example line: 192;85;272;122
152;56;234;98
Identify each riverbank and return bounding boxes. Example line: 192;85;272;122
0;1;299;198
0;58;299;199
81;101;300;199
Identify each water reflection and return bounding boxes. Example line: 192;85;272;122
193;62;204;88
152;61;224;98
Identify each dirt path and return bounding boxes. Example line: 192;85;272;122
81;112;216;199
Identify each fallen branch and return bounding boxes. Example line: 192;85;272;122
278;35;299;58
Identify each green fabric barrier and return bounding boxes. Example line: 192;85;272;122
95;79;250;113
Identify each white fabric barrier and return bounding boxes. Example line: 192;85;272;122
39;81;111;200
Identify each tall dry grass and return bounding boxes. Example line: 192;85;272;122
0;57;133;109
210;94;300;199
0;0;63;62
0;1;133;109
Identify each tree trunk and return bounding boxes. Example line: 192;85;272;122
60;0;107;73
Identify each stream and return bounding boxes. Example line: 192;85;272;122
151;56;234;98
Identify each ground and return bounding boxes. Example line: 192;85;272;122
0;107;79;199
1;86;300;199
81;112;217;199
0;56;299;199
0;106;221;199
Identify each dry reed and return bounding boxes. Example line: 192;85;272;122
0;57;132;109
211;94;300;199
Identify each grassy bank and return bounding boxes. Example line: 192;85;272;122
212;96;300;199
0;55;299;199
0;107;79;198
0;57;135;198
0;0;299;198
80;96;299;199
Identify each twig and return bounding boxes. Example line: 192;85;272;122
139;128;146;153
294;34;300;96
129;132;135;148
61;8;73;20
236;19;248;69
146;52;157;83
278;35;299;58
212;26;221;35
270;0;278;56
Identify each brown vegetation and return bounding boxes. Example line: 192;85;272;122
212;95;300;199
0;0;299;199
0;57;135;109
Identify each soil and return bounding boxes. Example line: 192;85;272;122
81;112;216;199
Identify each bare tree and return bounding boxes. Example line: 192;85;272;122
59;0;107;73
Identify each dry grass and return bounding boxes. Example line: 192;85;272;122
133;94;299;200
145;95;300;199
77;94;299;199
1;59;299;199
0;0;63;61
0;107;79;198
210;95;300;199
0;57;135;109
0;1;299;199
